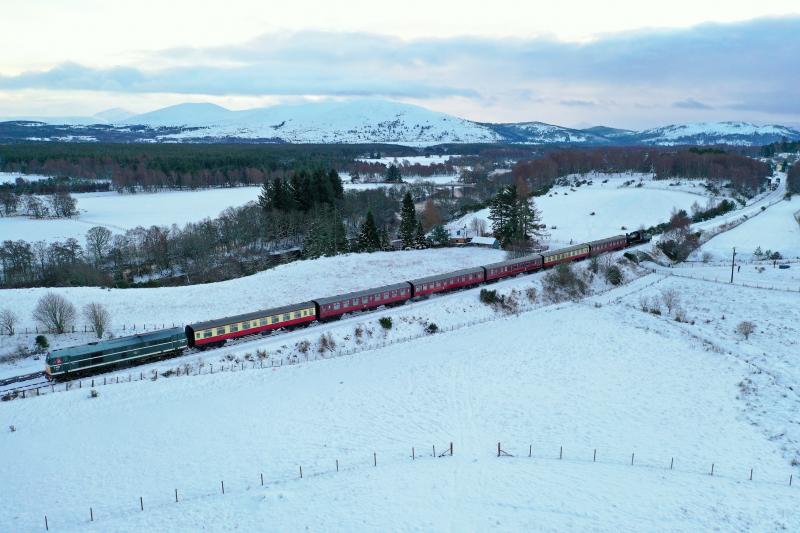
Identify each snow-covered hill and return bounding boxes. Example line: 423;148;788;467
2;100;799;146
632;121;800;146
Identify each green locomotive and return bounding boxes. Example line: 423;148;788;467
45;327;187;379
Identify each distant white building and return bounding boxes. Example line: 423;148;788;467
468;236;500;249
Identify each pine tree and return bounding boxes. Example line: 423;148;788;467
429;225;450;246
488;185;517;247
385;164;403;183
356;211;381;252
414;221;428;248
379;226;391;250
399;192;417;248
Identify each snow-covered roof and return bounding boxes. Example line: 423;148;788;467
469;236;498;245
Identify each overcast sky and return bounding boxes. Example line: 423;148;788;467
1;0;798;128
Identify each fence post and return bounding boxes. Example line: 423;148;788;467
299;466;303;479
412;447;415;460
140;497;143;511
529;445;532;458
261;473;264;486
749;468;753;481
790;474;793;486
45;515;48;531
336;460;339;472
90;507;93;522
497;442;500;458
559;446;563;460
175;488;178;502
710;463;714;476
670;457;674;470
373;452;377;467
450;442;453;456
593;449;596;462
631;453;634;466
221;481;225;494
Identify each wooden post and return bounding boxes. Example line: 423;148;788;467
412;447;415;460
790;474;793;486
261;473;264;486
299;466;303;478
593;449;596;462
90;507;93;521
749;468;753;481
140;497;143;511
176;488;179;502
529;445;532;458
374;452;377;467
336;460;339;472
631;453;634;466
221;481;225;494
559;446;563;460
91;379;94;387
497;442;501;458
45;515;48;531
433;445;436;457
450;442;453;456
670;457;674;470
710;463;714;476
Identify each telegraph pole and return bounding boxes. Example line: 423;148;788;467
730;247;736;283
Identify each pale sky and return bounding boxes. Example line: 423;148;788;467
1;0;799;128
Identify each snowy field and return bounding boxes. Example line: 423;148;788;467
2;263;799;531
449;173;725;246
691;195;800;261
355;154;453;166
0;187;262;243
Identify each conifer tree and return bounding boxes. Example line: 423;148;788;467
385;164;403;183
414;221;428;248
379;226;391;250
356;210;381;252
399;192;417;248
429;225;450;246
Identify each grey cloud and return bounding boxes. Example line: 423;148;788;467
1;17;798;117
673;98;713;110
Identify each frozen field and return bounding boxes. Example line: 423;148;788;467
0;171;52;184
1;266;799;531
0;187;262;243
449;174;726;246
692;195;800;261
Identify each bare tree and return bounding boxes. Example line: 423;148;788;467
85;226;113;266
469;218;487;237
0;308;18;335
736;321;755;340
33;292;76;334
660;288;680;315
83;302;111;338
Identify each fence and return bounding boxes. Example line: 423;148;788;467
32;439;798;531
647;266;800;293
4;322;182;337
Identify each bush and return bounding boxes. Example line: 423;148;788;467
525;287;537;303
542;263;587;301
296;340;310;354
35;335;49;350
736;321;755;340
479;289;498;304
604;265;623;285
89;389;99;399
378;317;392;330
425;322;439;334
0;309;18;335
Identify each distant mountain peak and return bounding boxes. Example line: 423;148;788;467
1;99;799;146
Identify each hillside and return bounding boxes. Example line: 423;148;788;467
2;100;799;146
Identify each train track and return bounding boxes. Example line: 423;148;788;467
0;371;49;398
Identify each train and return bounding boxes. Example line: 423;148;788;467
44;231;648;379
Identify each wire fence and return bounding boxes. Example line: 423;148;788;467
646;267;800;293
31;439;798;531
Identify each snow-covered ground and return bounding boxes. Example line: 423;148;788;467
2;261;799;531
355;155;453;166
691;195;800;261
0;187;262;242
449;173;724;246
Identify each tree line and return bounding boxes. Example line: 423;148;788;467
511;147;771;195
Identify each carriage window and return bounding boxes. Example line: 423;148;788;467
204;330;213;338
217;328;225;335
230;325;238;332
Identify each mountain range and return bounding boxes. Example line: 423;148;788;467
1;99;798;147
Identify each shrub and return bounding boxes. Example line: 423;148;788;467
89;389;99;399
34;335;49;350
736;321;755;340
0;309;18;335
660;288;680;314
479;289;498;304
296;340;310;354
604;265;623;285
525;287;537;303
588;256;600;274
317;332;336;353
542;263;587;301
379;317;392;330
425;322;439;334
